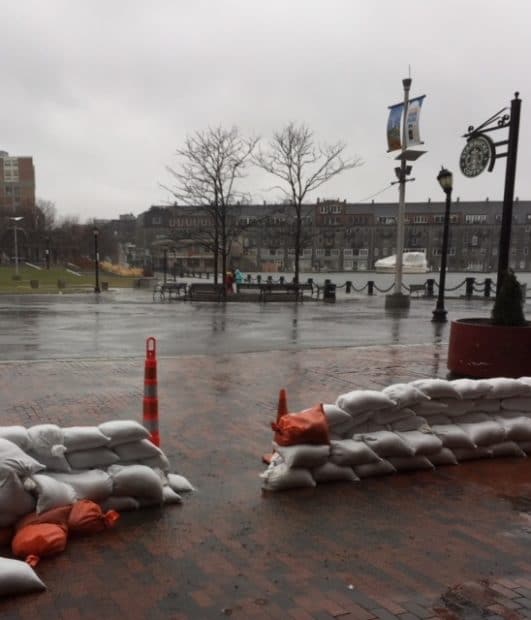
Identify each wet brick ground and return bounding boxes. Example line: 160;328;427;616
1;343;531;619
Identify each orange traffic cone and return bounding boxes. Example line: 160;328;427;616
276;388;288;423
143;336;160;447
263;389;289;464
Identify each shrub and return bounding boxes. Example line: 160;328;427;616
491;270;526;326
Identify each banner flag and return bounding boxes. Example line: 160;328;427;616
405;95;426;147
386;103;403;152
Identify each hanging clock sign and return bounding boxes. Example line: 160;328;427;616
459;134;494;177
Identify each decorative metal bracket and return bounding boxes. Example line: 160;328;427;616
462;92;519;172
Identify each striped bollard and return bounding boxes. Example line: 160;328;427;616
143;336;160;446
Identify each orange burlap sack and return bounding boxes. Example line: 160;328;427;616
271;403;330;446
15;505;73;532
67;500;120;535
0;526;13;547
12;523;68;567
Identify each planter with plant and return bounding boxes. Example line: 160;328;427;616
447;270;531;378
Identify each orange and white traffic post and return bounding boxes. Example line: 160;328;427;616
143;336;160;447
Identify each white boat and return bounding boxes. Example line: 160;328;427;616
374;251;429;274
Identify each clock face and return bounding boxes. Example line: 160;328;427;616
459;135;493;178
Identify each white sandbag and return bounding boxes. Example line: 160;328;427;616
411;379;463;400
0;470;35;522
354;459;396;478
138;453;171;473
454;412;490;423
167;473;195;493
312;462;359;483
98;420;150;447
437;399;476;416
450;379;493;400
0;438;44;477
46;470;113;502
501;397;531;412
0;426;30;451
329;439;380;467
453;447;493;461
0;556;46;596
374;407;414;425
27;473;77;514
409;400;449;417
396;431;443;455
486;377;531;399
419;414;451;425
382;383;430;408
273;443;330;469
113;439;163;462
66;447;119;469
335;389;397;415
431;424;477;449
467;399;502;413
63;426;111;451
162;486;183;504
27;424;70;472
322;404;353;434
349;420;388;434
387;456;434;472
495;415;531;442
517;441;531;454
428;448;458;466
260;462;316;491
107;464;164;502
390;416;429;432
490;441;526;458
457;420;506;447
356;430;415;458
100;496;139;512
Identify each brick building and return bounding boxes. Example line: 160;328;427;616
0;150;36;212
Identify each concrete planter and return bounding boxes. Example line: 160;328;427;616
30;280;39;289
448;318;531;378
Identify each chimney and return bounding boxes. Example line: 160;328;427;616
486;197;489;202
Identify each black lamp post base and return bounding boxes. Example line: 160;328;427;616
432;308;448;323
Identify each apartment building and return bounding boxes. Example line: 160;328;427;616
0;150;36;212
137;198;531;273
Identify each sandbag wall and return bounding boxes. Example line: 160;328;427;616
0;420;194;598
261;377;531;491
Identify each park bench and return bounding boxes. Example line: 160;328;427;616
187;282;225;301
259;282;315;302
408;283;427;297
153;281;188;302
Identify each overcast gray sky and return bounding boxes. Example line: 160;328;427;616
2;0;530;221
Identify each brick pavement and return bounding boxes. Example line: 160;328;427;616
1;344;531;619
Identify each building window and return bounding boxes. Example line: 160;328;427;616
359;248;368;257
331;205;341;214
315;248;324;257
331;249;340;257
319;206;329;214
413;216;428;224
343;248;353;257
465;214;487;224
152;217;162;225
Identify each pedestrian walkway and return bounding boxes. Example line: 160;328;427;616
2;343;531;619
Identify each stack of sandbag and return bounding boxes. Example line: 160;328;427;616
260;377;531;491
410;377;531;462
0;419;195;598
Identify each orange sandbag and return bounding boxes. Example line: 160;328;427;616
0;526;13;547
271;403;330;447
67;499;120;535
12;523;68;567
15;505;72;532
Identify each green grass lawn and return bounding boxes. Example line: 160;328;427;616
0;265;140;293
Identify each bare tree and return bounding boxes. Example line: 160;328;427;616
164;126;258;289
36;198;57;231
255;122;363;283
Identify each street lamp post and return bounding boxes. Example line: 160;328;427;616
45;237;51;270
9;216;24;278
93;227;101;293
432;167;453;323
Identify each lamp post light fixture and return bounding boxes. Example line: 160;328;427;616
9;216;24;278
93;227;101;293
432;167;453;323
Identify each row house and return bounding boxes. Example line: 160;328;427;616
135;199;531;273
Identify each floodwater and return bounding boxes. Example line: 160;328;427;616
0;284;505;361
